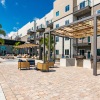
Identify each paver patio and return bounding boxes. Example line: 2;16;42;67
0;60;100;100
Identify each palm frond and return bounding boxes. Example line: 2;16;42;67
0;29;6;36
0;38;5;45
0;24;2;28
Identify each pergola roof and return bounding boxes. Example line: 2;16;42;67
48;14;100;38
14;43;39;48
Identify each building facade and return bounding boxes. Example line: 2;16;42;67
9;0;100;59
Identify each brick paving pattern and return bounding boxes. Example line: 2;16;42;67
0;61;100;100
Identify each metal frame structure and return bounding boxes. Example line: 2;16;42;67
43;14;100;76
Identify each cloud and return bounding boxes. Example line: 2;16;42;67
0;0;6;7
7;31;17;39
13;27;18;31
33;17;39;21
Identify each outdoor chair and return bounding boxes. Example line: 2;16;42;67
18;60;30;70
37;62;49;72
26;59;35;66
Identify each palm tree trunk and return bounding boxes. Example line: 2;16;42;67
39;45;42;60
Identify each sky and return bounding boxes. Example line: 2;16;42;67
0;0;54;35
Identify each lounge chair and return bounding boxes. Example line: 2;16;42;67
37;62;49;72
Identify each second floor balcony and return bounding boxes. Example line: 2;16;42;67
36;24;45;32
36;35;43;40
27;36;34;42
46;20;53;28
73;0;91;16
73;37;91;47
27;29;36;35
15;35;21;41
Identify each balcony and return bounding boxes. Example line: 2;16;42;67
46;20;53;28
73;43;91;47
36;24;45;32
27;36;34;42
73;0;91;16
73;37;91;47
36;35;43;40
15;35;21;41
27;29;35;35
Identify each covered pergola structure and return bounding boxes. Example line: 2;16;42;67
43;14;100;76
14;43;39;56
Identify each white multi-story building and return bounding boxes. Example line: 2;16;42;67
9;0;100;59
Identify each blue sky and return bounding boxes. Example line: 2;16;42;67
0;0;54;34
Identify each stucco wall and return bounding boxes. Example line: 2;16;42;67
53;0;73;21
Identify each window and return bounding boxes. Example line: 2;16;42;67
65;37;69;40
88;36;90;43
56;50;59;55
65;5;70;12
97;49;100;56
56;24;59;28
56;11;59;16
80;1;85;9
46;21;49;25
56;36;59;42
97;10;100;14
65;20;69;25
65;49;69;55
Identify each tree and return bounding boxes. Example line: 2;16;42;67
13;42;21;54
39;35;55;60
0;24;6;44
40;35;55;52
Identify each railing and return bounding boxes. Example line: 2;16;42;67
27;36;34;41
27;29;35;33
15;35;21;40
37;24;45;29
73;0;91;12
46;20;53;25
36;35;43;40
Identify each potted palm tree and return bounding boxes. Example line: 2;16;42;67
39;35;55;61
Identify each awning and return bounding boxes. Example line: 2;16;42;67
14;43;39;48
50;15;100;38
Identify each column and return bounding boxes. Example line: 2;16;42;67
76;38;78;56
70;38;71;58
93;16;97;76
49;31;51;61
62;37;64;58
43;33;45;63
54;35;56;62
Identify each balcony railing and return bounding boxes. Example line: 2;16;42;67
46;20;52;25
27;29;35;34
46;20;53;28
15;35;21;41
37;24;45;29
73;0;91;13
27;36;34;42
36;35;43;40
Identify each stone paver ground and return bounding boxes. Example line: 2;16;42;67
0;60;100;100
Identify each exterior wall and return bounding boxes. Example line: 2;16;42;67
53;0;73;21
92;3;100;15
53;14;73;58
21;35;30;42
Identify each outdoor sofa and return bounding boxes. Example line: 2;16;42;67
26;59;35;66
18;59;30;70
